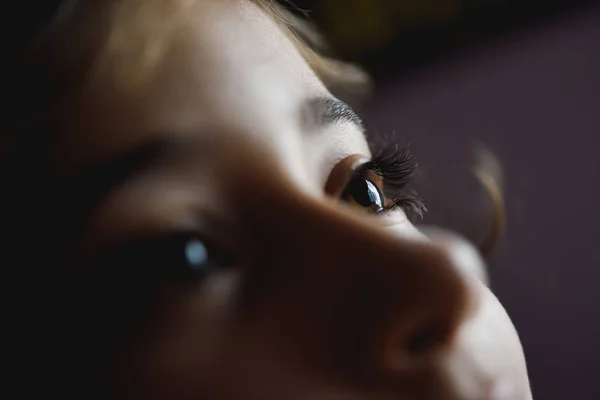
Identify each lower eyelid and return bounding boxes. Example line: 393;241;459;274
380;214;425;236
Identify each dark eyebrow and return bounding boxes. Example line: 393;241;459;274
302;96;364;132
51;98;363;217
52;140;169;217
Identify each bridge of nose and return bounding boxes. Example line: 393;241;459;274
230;177;470;382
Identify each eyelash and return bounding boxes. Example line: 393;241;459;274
358;143;426;219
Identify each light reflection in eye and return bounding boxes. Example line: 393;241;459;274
364;180;384;212
185;239;208;269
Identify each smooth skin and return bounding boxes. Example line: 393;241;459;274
44;1;533;398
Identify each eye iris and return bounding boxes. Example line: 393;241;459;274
184;239;209;269
344;177;384;213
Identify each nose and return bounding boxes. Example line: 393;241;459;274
232;177;471;382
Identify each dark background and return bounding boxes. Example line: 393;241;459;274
283;1;600;399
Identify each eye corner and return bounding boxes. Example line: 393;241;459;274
385;193;427;220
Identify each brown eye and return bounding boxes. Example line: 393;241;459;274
76;234;236;361
86;233;237;299
82;233;237;329
341;175;385;214
116;233;236;283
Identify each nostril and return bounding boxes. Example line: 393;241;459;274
383;318;456;372
406;323;451;355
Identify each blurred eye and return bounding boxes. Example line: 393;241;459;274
78;233;236;351
82;233;236;328
341;174;385;214
89;232;236;292
150;234;214;280
184;238;209;270
130;233;235;282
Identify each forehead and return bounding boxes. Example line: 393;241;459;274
60;0;331;164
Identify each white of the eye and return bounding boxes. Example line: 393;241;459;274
185;239;208;269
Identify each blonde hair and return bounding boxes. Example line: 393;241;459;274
60;0;369;98
2;0;370;139
254;0;372;104
102;0;371;101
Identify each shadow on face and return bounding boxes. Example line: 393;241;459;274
2;1;532;399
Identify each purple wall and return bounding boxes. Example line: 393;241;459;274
365;5;600;399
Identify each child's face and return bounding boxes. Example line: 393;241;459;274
51;1;532;398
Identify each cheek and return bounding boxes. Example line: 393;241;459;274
116;271;240;392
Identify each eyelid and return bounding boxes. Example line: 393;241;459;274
325;154;371;197
353;160;384;188
79;209;236;269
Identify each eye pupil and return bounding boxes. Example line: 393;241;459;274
184;239;209;269
343;177;385;213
